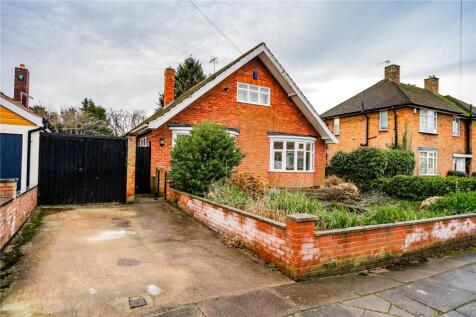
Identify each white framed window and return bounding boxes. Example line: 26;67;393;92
333;118;340;136
170;126;239;147
453;157;466;173
419;150;437;175
237;82;270;106
269;135;316;172
379;111;388;130
138;137;149;147
452;117;461;136
419;109;437;134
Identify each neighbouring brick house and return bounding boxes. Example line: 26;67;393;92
128;43;337;190
322;64;475;176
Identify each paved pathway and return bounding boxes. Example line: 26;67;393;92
151;251;476;317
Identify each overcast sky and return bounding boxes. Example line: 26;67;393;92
1;1;475;116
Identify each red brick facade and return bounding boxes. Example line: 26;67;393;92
169;188;476;280
326;107;476;176
0;186;37;250
144;58;327;188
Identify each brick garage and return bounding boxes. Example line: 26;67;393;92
0;180;37;250
168;188;476;280
128;43;336;190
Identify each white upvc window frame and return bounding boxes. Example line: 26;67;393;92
138;136;149;147
452;117;461;136
419;150;438;176
170;126;239;147
453;157;466;173
268;135;316;173
333;117;340;136
237;82;270;106
379;111;388;131
419;109;438;134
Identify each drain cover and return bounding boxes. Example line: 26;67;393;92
129;296;147;309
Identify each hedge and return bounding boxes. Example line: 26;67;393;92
328;148;415;191
374;176;476;200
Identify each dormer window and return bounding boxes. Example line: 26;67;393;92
237;82;270;106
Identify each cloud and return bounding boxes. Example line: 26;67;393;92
1;0;475;116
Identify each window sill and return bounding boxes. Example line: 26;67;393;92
379;129;388;132
269;170;315;173
419;131;438;135
452;135;461;137
237;100;270;107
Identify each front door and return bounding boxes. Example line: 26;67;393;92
135;145;151;194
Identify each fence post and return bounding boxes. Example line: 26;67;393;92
163;171;168;200
126;136;136;203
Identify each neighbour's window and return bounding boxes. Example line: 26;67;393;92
237;82;270;106
453;157;466;173
333;118;340;136
138;137;149;147
420;109;437;134
379;111;388;130
269;137;315;172
452;118;461;136
419;150;437;175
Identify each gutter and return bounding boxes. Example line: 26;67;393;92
391;108;398;147
26;120;47;187
360;102;369;147
466;105;473;174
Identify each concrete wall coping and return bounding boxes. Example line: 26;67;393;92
315;213;476;237
287;213;317;222
0;178;18;183
170;188;286;230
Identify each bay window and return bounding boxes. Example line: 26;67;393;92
269;135;315;172
420;109;437;134
419;150;437;175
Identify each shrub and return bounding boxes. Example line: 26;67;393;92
318;206;359;230
378;176;476;200
362;204;419;225
206;180;252;210
429;192;476;214
472;172;476;178
328;148;414;191
264;189;323;215
230;172;268;199
447;170;467;177
169;121;244;195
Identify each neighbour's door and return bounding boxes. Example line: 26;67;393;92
0;133;22;191
135;145;151;194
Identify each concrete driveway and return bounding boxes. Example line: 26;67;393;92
0;198;291;316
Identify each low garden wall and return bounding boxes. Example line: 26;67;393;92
0;180;38;250
167;187;476;280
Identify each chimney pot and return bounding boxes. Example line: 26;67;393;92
14;64;30;107
163;67;175;107
384;64;400;83
424;75;439;94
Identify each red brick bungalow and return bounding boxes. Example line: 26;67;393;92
128;43;337;191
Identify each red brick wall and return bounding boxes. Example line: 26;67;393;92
0;187;37;250
169;189;476;280
326;107;472;176
147;58;326;188
126;136;136;202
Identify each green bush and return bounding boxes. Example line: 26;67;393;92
378;176;476;200
447;170;467;177
206;180;252;210
429;192;476;214
169;121;244;195
328;148;414;191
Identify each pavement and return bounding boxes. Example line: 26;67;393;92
1;198;475;317
0;198;290;316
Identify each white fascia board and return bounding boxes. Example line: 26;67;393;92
268;134;317;142
149;45;267;130
0;95;44;127
258;47;338;144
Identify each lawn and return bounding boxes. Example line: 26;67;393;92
206;179;476;230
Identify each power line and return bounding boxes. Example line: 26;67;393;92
187;0;242;54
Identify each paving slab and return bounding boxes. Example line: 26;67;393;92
343;294;391;313
362;311;391;317
294;303;364;317
463;263;476;273
382;266;436;283
434;268;476;293
151;304;203;317
399;278;476;312
198;289;295;317
272;278;357;310
452;252;476;264
456;301;476;317
417;258;466;275
388;305;415;317
330;274;401;295
439;312;467;317
376;288;438;317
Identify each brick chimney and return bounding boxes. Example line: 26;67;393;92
424;75;439;94
14;64;30;107
163;67;175;107
384;64;400;83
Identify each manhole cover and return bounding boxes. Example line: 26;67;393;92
129;296;147;309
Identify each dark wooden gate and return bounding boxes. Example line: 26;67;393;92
39;133;127;204
0;133;22;191
135;146;151;194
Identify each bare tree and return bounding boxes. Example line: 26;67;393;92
107;109;146;136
